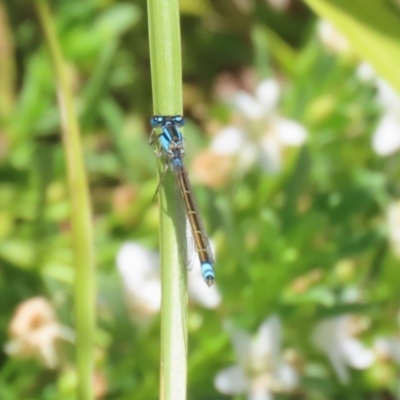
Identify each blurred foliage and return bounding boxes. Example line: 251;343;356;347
304;0;400;92
1;0;400;399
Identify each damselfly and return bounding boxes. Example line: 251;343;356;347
150;115;215;286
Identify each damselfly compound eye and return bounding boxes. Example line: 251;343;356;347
172;115;185;127
150;116;165;128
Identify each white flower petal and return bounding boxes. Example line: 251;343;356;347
312;318;338;351
136;280;162;312
317;20;350;54
326;348;350;384
236;142;259;171
275;119;307;145
356;62;375;82
211;126;247;155
274;362;298;390
374;337;392;359
214;365;248;394
312;317;350;383
259;135;282;174
312;316;374;383
255;79;281;115
248;385;274;400
221;317;297;397
116;242;161;313
227;324;253;367
341;338;375;369
117;242;159;283
376;78;400;114
372;113;400;156
234;92;265;120
387;201;400;258
385;337;400;364
252;316;282;365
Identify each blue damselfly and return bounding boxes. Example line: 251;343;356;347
150;115;215;286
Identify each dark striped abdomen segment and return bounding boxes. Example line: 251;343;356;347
173;161;215;286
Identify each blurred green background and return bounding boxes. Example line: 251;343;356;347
1;0;400;399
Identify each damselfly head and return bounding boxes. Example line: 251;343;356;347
150;115;185;128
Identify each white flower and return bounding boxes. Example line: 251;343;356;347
356;62;376;83
387;201;400;258
212;78;307;174
312;315;375;384
232;79;281;120
374;336;400;364
210;126;258;172
214;316;298;400
372;113;400;156
372;78;400;156
117;242;161;318
376;78;400;114
116;241;221;314
317;20;350;54
374;308;400;365
355;64;400;157
211;126;247;155
4;297;74;369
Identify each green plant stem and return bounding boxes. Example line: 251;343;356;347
34;2;96;400
147;1;187;400
0;0;16;121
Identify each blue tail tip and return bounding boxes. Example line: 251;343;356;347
205;275;214;287
201;262;215;287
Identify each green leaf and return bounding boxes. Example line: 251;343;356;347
304;0;400;93
93;4;141;38
0;240;35;269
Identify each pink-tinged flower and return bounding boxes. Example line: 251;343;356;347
4;297;74;368
191;150;234;188
312;315;375;384
117;242;221;315
207;77;306;180
317;20;350;54
233;0;255;14
214;316;298;400
265;0;291;12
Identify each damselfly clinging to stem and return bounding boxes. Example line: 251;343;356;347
150;115;215;287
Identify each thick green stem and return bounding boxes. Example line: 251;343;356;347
147;1;187;400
